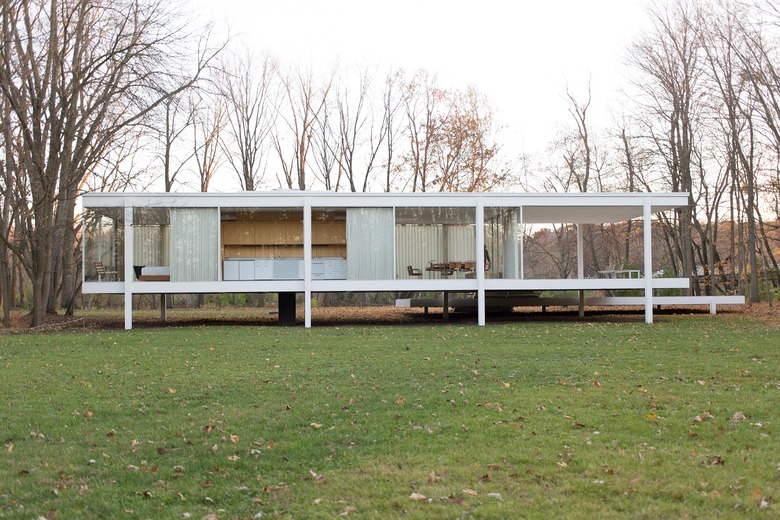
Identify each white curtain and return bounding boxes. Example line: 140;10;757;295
347;208;394;280
446;225;476;262
133;226;168;266
170;208;219;282
396;225;443;279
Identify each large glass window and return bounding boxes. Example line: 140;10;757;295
396;207;476;279
485;207;521;279
311;209;348;280
83;208;125;282
221;208;304;280
133;207;169;280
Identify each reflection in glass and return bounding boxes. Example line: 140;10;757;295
485;207;521;279
83;209;124;282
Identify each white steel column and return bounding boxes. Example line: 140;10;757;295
577;223;585;318
124;205;133;330
476;199;486;326
518;206;524;279
576;224;584;279
304;202;312;328
643;200;654;324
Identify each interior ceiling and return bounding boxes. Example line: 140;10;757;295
523;206;643;224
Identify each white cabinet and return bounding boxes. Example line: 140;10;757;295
254;259;274;279
312;258;346;279
226;257;342;280
223;260;239;280
224;259;256;280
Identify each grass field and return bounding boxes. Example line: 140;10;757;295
0;310;778;518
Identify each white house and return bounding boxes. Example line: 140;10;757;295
81;190;742;330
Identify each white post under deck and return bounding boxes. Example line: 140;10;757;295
643;199;653;324
304;202;312;329
124;206;133;330
476;199;485;326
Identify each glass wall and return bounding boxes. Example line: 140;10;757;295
311;208;348;280
484;207;521;279
83;208;125;282
133;207;219;282
133;207;169;280
396;207;476;279
221;208;304;280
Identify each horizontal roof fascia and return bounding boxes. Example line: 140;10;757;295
82;191;689;223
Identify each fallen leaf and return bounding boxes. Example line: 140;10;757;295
227;455;239;461
340;506;357;515
647;413;658;420
556;461;568;468
310;423;322;429
593;380;601;387
313;498;322;505
427;471;436;485
229;435;239;443
462;488;478;496
395;397;405;406
409;492;427;501
732;412;747;421
166;388;176;394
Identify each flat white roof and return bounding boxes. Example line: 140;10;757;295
82;191;689;224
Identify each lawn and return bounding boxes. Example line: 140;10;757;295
0;311;777;518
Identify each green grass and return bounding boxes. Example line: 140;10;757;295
0;314;778;518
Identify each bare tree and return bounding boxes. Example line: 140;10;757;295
0;0;222;326
630;0;703;294
157;94;196;193
310;94;339;190
219;49;278;191
400;70;446;192
335;67;388;192
273;64;333;190
192;92;227;193
382;70;404;192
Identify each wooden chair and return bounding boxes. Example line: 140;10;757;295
94;261;118;281
407;265;422;277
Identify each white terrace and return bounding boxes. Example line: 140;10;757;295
81;191;742;329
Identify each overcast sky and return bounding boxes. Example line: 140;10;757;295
193;0;651;157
